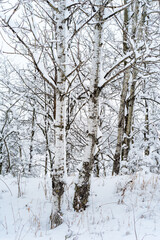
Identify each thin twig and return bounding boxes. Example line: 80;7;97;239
0;178;13;196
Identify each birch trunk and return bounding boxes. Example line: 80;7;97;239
50;0;66;228
141;3;150;156
112;0;130;175
122;76;136;161
43;81;53;176
29;107;36;173
144;99;150;156
122;0;147;162
122;0;138;162
73;1;103;212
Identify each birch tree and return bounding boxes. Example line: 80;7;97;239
72;0;135;210
121;0;141;164
112;0;150;174
50;0;67;228
0;0;68;226
73;0;104;212
112;0;131;175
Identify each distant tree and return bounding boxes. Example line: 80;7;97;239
112;0;156;175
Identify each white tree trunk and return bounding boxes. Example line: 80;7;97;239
112;0;131;175
122;0;148;162
73;0;103;212
51;0;66;228
29;106;36;173
113;0;148;174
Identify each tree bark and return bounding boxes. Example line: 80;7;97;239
112;0;147;174
29;107;36;173
73;0;103;212
50;0;66;228
112;0;130;175
122;72;136;161
122;0;148;162
144;99;150;156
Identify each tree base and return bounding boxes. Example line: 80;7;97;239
73;183;90;212
50;211;63;229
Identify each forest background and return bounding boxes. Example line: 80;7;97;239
0;0;160;238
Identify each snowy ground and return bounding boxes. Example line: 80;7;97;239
1;172;160;240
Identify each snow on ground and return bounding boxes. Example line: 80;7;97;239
1;172;160;240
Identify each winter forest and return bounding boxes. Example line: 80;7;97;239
0;0;160;239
